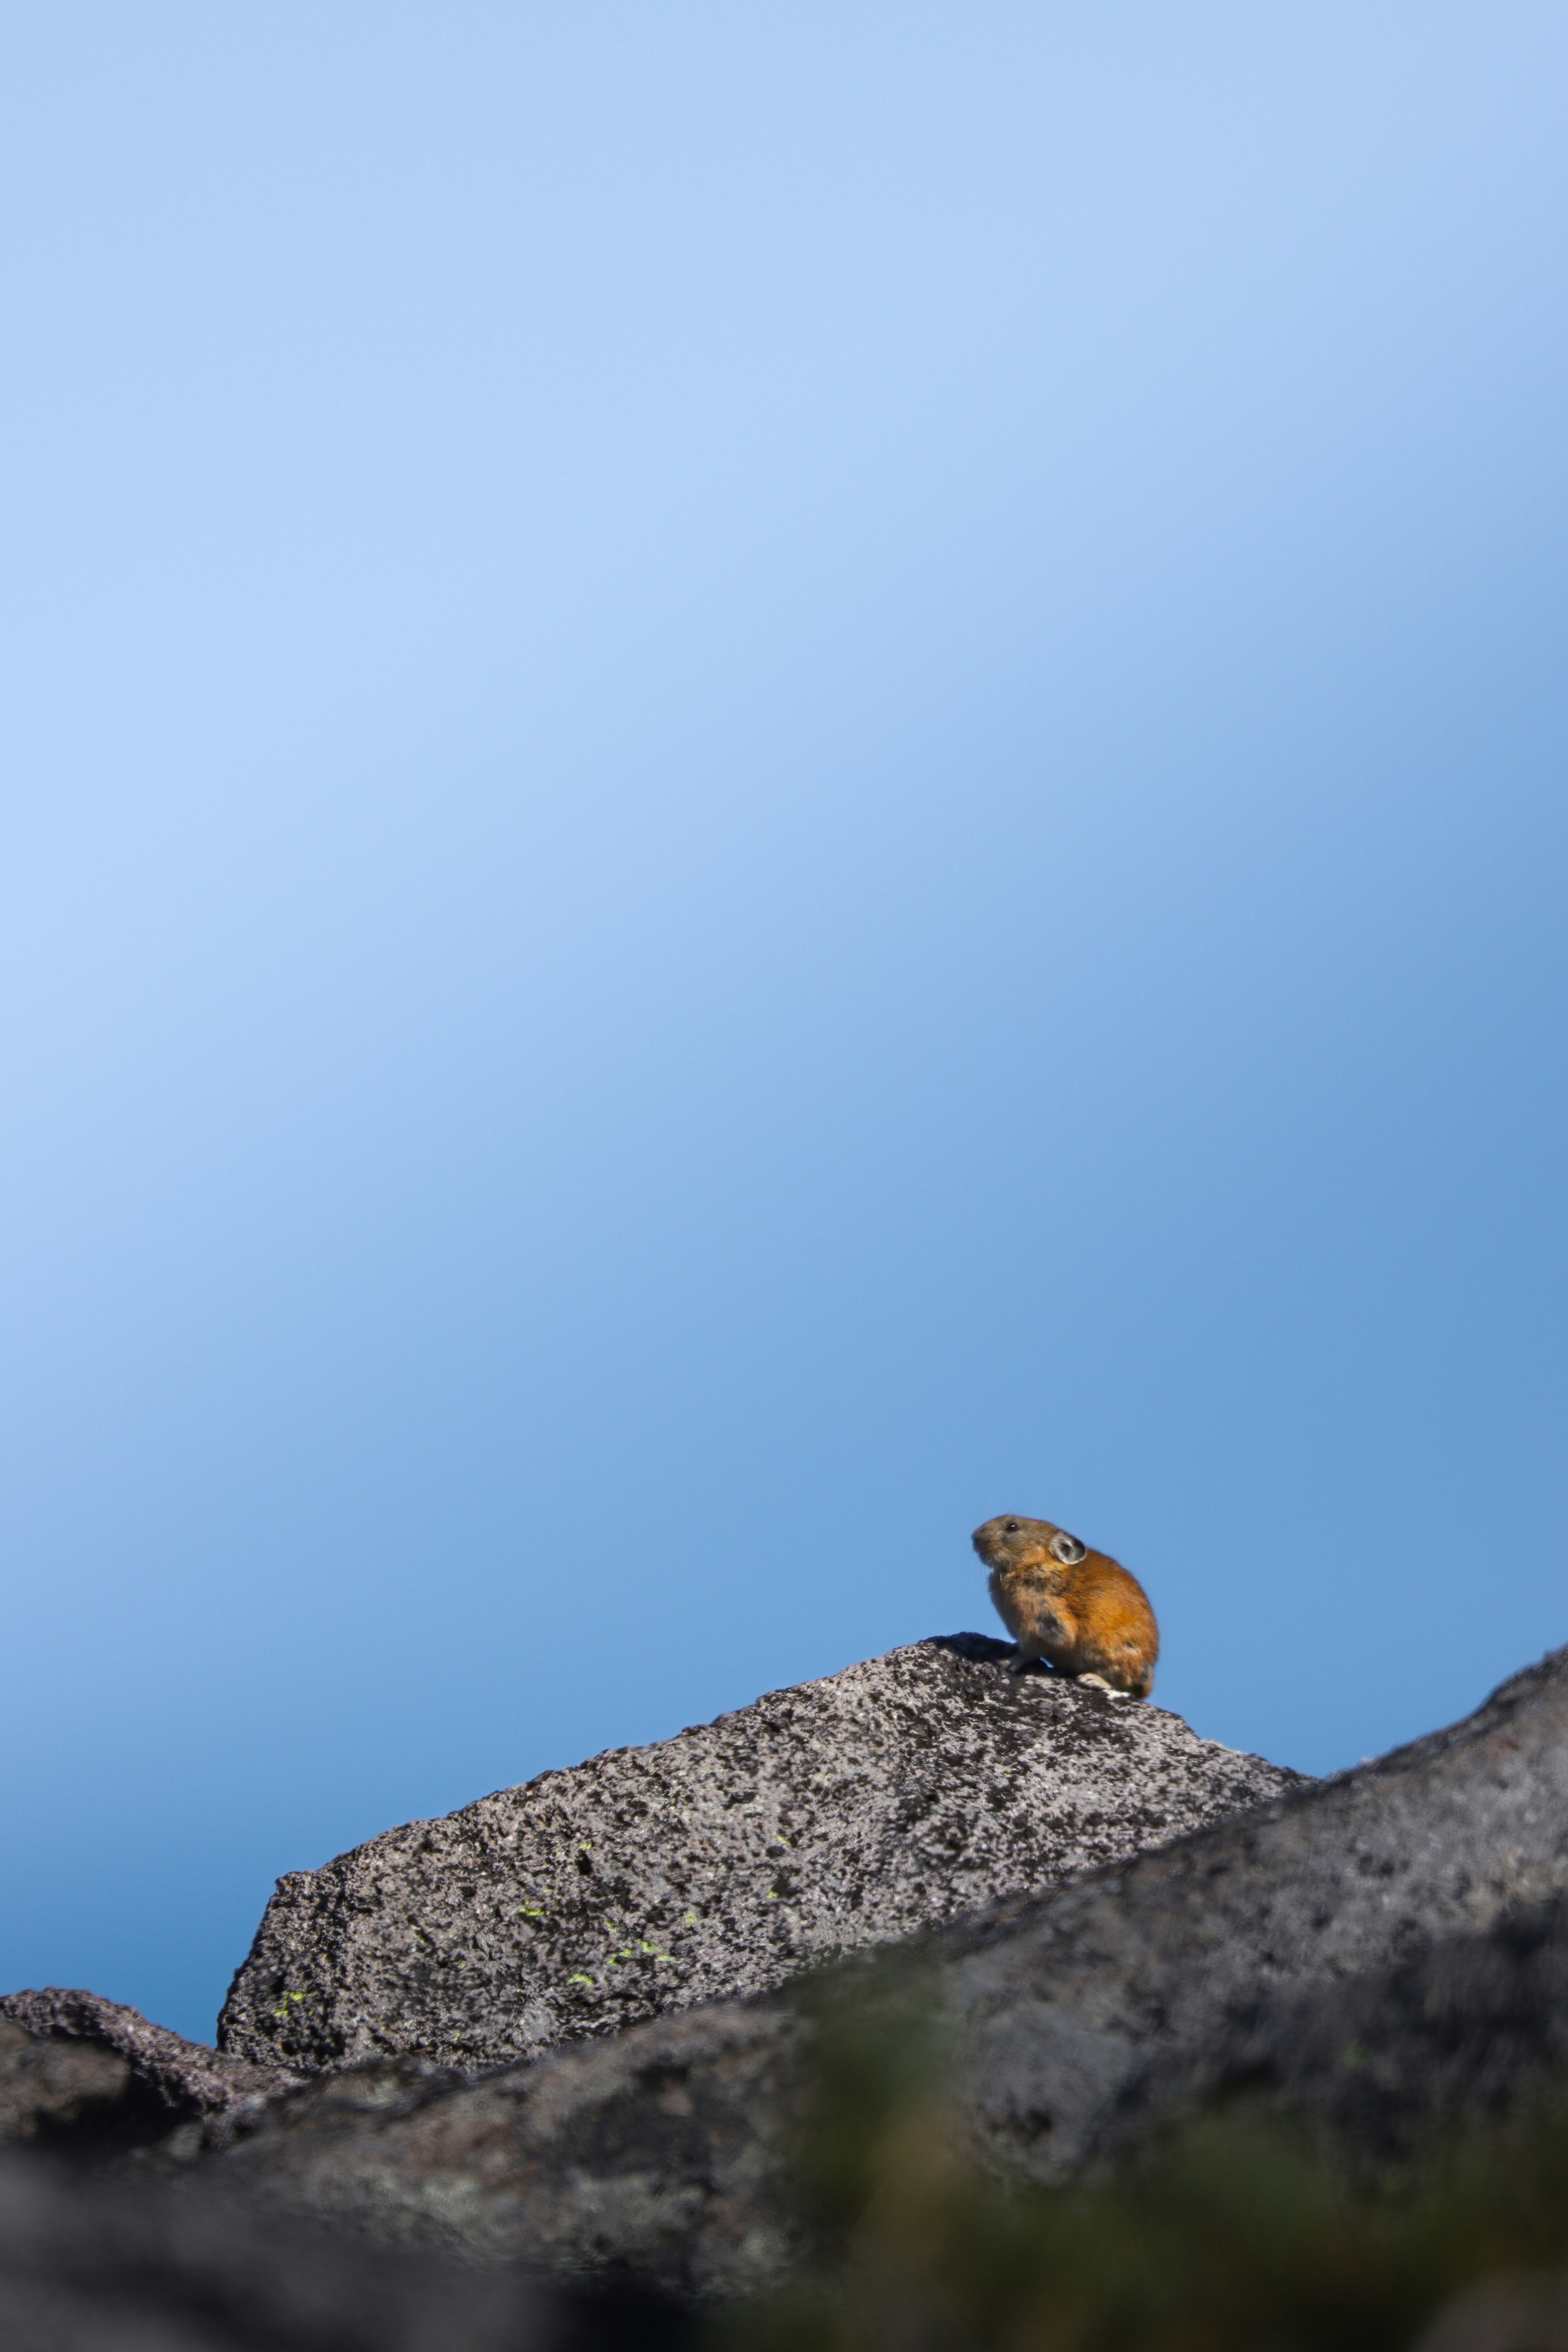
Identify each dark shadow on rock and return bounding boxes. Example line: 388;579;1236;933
0;1987;295;2156
0;2146;700;2348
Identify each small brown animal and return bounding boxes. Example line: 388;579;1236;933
971;1515;1159;1698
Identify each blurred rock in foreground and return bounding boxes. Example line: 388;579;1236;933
0;2151;693;2350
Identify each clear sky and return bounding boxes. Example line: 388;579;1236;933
2;4;1565;2045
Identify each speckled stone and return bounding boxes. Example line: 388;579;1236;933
189;1645;1568;2303
0;1989;294;2146
947;1641;1568;2180
218;1634;1301;2072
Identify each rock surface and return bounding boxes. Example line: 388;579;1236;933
0;1987;295;2150
0;2020;131;2148
177;1645;1568;2299
220;1634;1302;2073
0;2152;692;2349
947;1643;1568;2178
18;1639;1568;2308
172;2008;808;2298
1116;1886;1568;2164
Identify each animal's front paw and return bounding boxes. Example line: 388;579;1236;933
1076;1672;1129;1697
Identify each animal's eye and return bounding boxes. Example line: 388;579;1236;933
1050;1531;1088;1565
1003;1519;1020;1534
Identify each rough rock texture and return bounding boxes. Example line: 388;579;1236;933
0;2021;131;2147
180;1646;1568;2300
0;1987;294;2149
1119;1887;1568;2164
220;1634;1301;2073
946;1643;1568;2178
0;2152;693;2349
167;2008;808;2299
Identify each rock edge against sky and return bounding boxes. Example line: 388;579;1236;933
218;1631;1303;2073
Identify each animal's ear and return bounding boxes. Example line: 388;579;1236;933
1050;1530;1088;1566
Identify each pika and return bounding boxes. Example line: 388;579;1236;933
971;1515;1159;1698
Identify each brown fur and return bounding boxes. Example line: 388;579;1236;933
971;1515;1159;1699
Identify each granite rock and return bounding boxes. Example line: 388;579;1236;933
0;1987;295;2151
946;1642;1568;2178
219;1634;1301;2073
183;1645;1568;2299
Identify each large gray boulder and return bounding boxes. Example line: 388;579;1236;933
183;1645;1568;2300
219;1633;1301;2073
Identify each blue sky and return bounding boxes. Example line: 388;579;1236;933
2;4;1565;2044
